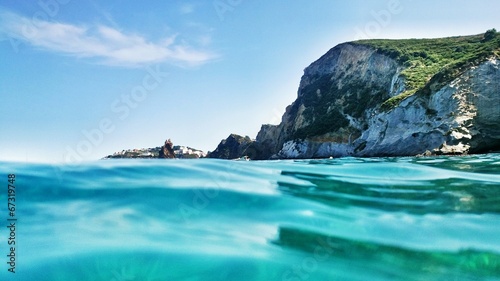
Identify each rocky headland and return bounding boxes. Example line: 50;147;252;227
209;30;500;159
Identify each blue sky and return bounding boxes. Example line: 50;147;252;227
1;0;499;163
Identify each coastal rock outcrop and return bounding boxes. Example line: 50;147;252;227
210;31;500;159
207;134;254;159
159;139;176;159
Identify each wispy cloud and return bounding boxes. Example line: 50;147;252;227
180;3;196;15
0;10;216;67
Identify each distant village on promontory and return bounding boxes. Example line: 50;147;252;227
103;139;207;159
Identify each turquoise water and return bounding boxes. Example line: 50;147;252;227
1;154;500;280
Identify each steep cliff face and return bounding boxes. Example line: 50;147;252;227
256;32;500;159
257;43;403;158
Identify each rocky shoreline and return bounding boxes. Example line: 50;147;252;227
104;31;500;161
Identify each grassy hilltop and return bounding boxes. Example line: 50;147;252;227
355;29;500;109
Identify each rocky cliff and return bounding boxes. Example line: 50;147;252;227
206;134;253;159
210;30;500;159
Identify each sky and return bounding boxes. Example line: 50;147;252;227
0;0;499;163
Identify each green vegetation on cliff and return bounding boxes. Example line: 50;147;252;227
356;29;500;110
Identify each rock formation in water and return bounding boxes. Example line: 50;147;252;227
159;139;176;159
210;30;500;159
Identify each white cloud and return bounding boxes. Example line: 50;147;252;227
0;10;216;67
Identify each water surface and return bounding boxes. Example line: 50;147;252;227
1;154;499;280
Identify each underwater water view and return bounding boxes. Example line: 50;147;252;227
1;154;500;280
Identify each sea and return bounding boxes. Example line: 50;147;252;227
1;154;499;281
